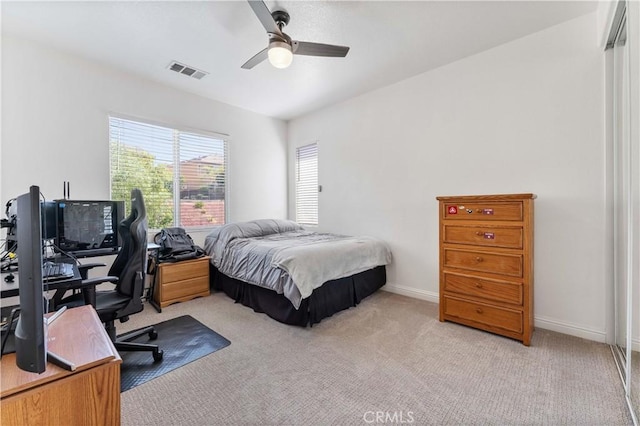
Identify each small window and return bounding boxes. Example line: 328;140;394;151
109;116;228;230
295;143;318;225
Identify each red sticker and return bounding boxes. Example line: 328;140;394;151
483;208;494;215
448;206;458;215
484;232;495;239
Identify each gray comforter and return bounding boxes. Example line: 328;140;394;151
204;219;392;309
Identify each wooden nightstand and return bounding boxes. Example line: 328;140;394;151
154;256;210;308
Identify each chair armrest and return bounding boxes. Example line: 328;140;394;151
81;276;118;288
66;276;118;307
77;263;107;279
50;275;117;310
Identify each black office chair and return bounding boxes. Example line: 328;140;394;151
58;188;163;362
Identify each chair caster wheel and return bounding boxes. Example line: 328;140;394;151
153;349;164;362
149;330;158;340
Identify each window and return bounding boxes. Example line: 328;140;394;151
295;143;318;225
109;116;227;230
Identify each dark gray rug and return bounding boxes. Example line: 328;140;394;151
120;315;230;392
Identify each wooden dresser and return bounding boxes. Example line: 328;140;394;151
154;256;210;308
437;194;535;345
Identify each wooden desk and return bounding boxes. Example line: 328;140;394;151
1;305;121;425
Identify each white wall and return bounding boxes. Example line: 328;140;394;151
288;13;607;341
1;35;288;246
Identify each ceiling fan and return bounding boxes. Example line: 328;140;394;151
242;0;350;70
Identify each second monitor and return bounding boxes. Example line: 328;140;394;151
55;200;124;257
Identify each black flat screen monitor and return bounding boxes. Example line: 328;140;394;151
41;201;57;240
15;185;47;373
56;200;124;256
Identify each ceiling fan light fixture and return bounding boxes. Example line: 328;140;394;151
268;41;293;69
241;1;349;70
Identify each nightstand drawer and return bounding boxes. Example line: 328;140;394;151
443;296;523;334
443;272;522;305
444;248;523;277
157;276;209;303
159;257;209;283
443;225;523;249
442;202;523;221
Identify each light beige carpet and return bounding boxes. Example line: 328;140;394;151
118;290;632;425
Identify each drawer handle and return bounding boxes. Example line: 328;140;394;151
475;256;483;262
475;282;483;289
476;308;484;314
475;231;483;236
476;209;483;213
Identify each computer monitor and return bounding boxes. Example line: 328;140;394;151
56;200;124;256
4;200;56;245
41;201;57;241
14;185;47;373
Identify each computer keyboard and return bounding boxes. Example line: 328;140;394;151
43;262;75;282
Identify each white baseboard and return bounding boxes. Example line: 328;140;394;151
533;315;607;343
381;283;439;304
381;283;612;344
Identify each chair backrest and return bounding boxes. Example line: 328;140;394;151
110;188;148;316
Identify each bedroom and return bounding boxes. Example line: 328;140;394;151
1;0;638;424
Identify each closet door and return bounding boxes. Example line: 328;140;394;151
628;1;639;418
609;0;639;422
612;8;629;376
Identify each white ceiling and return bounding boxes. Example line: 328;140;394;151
2;1;598;121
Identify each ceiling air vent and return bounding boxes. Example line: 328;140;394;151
167;61;208;80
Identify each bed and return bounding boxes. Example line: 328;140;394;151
204;219;392;326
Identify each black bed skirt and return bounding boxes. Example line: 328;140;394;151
210;265;386;326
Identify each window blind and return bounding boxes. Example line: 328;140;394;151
295;143;318;225
109;116;227;229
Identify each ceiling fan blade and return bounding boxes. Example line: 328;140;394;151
241;48;268;69
292;41;350;58
247;0;282;36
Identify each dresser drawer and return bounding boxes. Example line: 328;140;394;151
443;272;522;305
443;225;523;249
158;257;209;283
443;248;523;277
443;296;523;334
442;202;523;221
